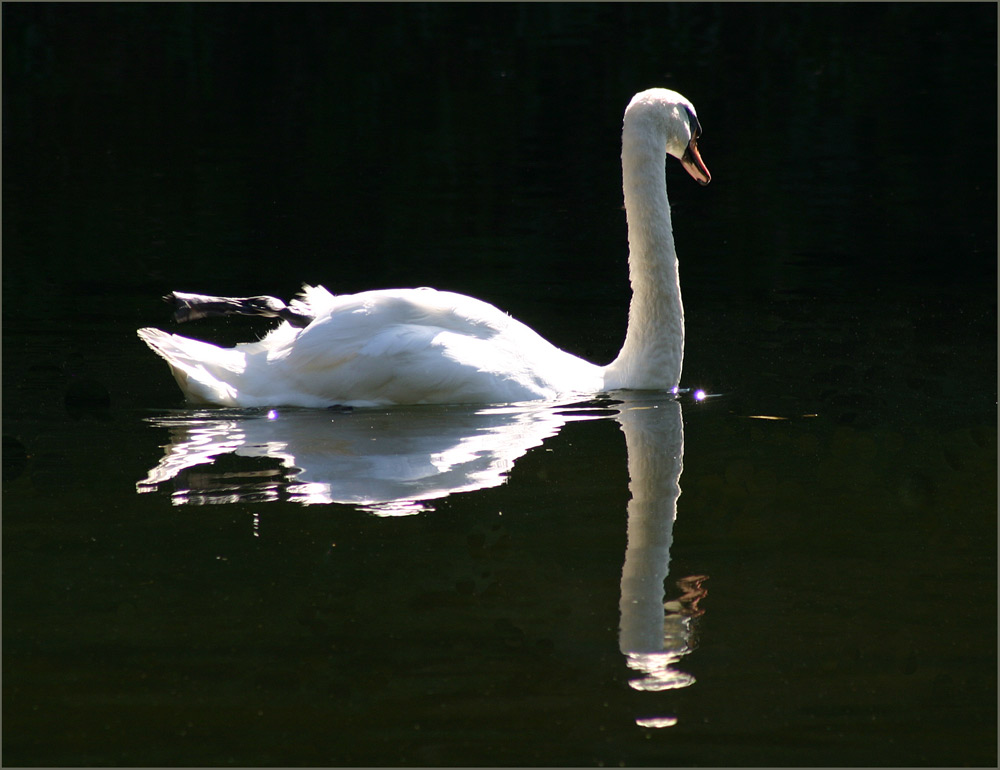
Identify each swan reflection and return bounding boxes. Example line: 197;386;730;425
137;401;611;512
137;392;705;724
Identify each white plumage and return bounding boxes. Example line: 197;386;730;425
139;286;603;406
138;89;710;408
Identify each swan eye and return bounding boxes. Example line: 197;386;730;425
683;106;702;141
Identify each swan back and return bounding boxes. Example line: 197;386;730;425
140;286;604;407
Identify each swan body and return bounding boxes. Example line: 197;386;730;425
139;286;604;407
139;88;710;408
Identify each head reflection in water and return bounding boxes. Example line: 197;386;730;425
624;574;708;690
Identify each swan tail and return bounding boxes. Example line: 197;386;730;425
166;291;314;328
138;327;247;405
288;284;337;319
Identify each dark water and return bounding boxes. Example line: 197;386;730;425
3;5;996;766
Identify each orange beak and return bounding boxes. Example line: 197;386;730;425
681;138;711;185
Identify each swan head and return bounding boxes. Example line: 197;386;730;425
624;88;711;185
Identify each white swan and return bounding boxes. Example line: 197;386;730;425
138;88;710;408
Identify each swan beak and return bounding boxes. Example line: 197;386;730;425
681;139;711;185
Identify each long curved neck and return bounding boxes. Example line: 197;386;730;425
603;121;684;391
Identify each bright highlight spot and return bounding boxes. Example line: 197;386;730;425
694;389;706;402
359;499;433;517
266;409;279;420
625;651;696;691
636;716;678;729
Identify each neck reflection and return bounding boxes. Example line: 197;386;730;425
616;395;707;726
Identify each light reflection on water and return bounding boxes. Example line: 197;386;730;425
137;392;709;726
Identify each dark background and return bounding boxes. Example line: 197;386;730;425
5;3;996;417
3;4;996;766
5;3;995;337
